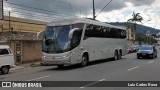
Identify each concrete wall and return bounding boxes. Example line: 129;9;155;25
21;41;42;63
0;31;42;64
0;40;42;64
0;31;37;40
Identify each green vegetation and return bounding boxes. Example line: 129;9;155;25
30;62;41;67
136;33;158;44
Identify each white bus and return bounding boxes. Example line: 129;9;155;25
41;18;127;68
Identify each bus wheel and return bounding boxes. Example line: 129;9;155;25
119;51;122;59
57;65;64;68
1;66;9;74
113;51;118;60
81;54;88;67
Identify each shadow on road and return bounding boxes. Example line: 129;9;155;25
45;58;125;71
137;58;157;60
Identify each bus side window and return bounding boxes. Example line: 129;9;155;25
104;27;110;38
121;30;127;39
95;25;101;37
84;24;93;39
100;26;105;38
110;28;116;38
71;30;82;49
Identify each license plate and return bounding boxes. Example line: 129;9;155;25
51;61;57;64
142;54;146;56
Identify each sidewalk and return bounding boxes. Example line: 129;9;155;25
10;61;41;71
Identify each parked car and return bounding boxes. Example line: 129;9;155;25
130;46;137;52
127;47;134;53
137;45;157;59
0;45;15;74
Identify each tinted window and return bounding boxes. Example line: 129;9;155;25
0;49;9;55
110;28;126;39
85;24;107;38
85;24;94;37
71;23;83;49
84;24;126;39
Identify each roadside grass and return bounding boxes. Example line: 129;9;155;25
29;62;41;68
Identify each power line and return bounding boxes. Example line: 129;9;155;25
4;11;72;22
4;2;66;15
95;0;113;19
37;0;70;8
3;1;76;21
4;4;73;17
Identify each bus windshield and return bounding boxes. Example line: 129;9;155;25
42;23;83;53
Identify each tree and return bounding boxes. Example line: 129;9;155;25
127;12;143;44
127;12;143;23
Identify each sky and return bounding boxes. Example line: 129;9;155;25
3;0;160;29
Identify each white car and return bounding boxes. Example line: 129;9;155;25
0;45;15;74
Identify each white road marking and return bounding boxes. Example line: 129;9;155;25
99;79;106;81
148;61;154;64
80;87;84;89
80;79;105;88
127;66;139;71
26;75;51;81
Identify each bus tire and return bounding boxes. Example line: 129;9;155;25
81;54;88;67
113;51;118;60
1;66;10;74
119;50;122;59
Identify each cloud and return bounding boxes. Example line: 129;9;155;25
128;0;156;6
3;0;160;29
96;4;160;29
5;0;157;18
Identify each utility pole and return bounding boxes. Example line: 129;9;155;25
9;10;11;31
93;0;95;20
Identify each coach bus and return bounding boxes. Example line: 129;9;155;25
41;18;127;68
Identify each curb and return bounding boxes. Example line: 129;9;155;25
10;66;28;71
10;62;41;71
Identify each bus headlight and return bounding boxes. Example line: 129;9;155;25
63;55;67;58
63;53;72;58
42;55;46;58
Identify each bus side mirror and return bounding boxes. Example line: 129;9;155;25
36;31;44;40
69;28;80;40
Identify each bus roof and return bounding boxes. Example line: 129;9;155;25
48;18;126;30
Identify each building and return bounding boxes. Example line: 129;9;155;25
118;26;135;46
0;16;46;32
126;27;136;46
0;16;46;64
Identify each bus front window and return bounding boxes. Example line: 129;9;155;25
43;25;71;53
42;23;84;53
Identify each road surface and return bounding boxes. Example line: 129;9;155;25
0;47;160;90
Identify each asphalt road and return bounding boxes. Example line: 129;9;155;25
1;47;160;90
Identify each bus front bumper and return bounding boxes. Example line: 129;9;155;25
41;56;71;65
